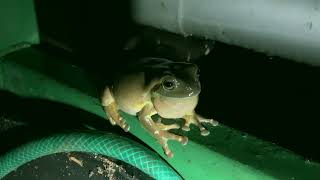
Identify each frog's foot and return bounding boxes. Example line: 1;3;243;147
139;105;188;158
104;102;130;132
102;87;130;132
145;119;187;158
182;112;218;136
157;130;188;158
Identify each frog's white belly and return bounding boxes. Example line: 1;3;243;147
152;95;198;118
113;73;150;115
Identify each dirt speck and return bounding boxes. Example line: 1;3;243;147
88;170;94;178
97;166;104;175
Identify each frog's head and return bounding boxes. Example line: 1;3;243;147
153;61;201;98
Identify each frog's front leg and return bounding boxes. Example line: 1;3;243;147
102;86;130;132
138;104;188;158
182;112;219;136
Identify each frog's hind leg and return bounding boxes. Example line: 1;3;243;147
138;104;188;158
102;86;130;132
182;112;219;136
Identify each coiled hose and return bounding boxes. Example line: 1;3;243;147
0;132;181;180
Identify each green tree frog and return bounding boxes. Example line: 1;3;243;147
101;57;218;157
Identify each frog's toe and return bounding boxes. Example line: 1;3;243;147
199;127;210;136
163;146;174;158
182;125;190;131
197;116;219;127
118;117;130;132
166;151;174;158
182;119;191;131
107;116;117;126
210;120;219;126
158;137;174;158
180;136;188;145
122;123;130;132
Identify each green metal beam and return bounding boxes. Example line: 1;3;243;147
0;48;319;180
0;0;39;56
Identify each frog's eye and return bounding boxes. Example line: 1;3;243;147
162;80;175;90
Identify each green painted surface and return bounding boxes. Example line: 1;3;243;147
0;48;320;180
0;0;39;55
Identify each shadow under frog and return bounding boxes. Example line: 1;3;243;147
101;57;218;158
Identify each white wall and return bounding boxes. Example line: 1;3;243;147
132;0;320;66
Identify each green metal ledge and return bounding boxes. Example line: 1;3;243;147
0;47;319;180
0;0;39;56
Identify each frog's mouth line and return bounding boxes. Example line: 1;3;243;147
158;82;201;95
153;90;201;99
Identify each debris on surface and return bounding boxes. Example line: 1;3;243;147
67;154;83;167
88;170;94;178
96;166;104;175
91;155;134;180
